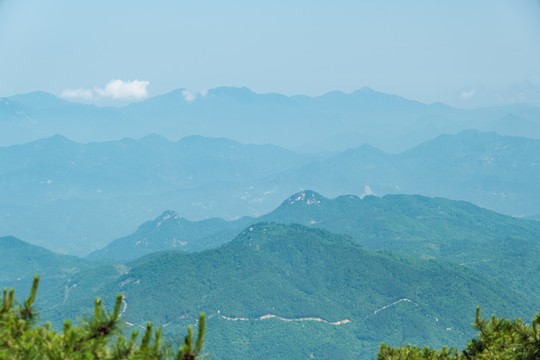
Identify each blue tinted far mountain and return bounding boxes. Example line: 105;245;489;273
2;87;540;153
0;127;539;255
2;2;540;359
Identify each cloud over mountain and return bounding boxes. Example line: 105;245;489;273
60;79;150;101
94;79;149;99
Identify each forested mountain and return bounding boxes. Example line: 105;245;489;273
1;195;538;358
88;191;540;302
40;223;535;360
3;3;538;358
1;130;539;255
0;236;91;298
86;211;252;261
260;191;540;301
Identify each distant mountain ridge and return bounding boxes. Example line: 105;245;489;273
0;134;319;253
1;130;539;254
2;86;540;152
261;130;540;216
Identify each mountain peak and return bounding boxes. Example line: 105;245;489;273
139;133;171;144
284;190;326;206
156;210;182;224
30;134;75;148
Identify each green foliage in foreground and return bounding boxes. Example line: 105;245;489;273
0;276;206;360
378;307;540;360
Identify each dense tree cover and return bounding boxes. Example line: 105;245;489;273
378;307;540;359
44;223;534;359
2;222;538;359
0;276;206;359
261;192;540;302
4;277;539;360
87;191;540;307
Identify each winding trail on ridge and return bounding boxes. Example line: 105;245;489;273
216;310;351;325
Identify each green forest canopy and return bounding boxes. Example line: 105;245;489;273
2;276;539;359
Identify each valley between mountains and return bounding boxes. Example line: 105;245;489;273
1;89;539;359
1;190;539;359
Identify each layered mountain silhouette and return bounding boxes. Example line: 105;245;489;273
2;87;540;152
88;191;540;301
2;191;539;358
0;130;538;254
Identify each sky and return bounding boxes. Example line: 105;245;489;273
0;0;539;107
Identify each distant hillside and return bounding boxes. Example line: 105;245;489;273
260;130;540;217
1;130;539;255
48;223;535;360
0;236;91;298
86;210;252;261
0;236;90;281
0;134;318;254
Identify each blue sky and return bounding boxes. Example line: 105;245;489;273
1;0;539;107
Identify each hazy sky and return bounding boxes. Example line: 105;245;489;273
1;0;539;107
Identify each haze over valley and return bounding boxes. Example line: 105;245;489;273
1;1;539;359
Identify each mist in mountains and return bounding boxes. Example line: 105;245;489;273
2;0;540;357
2;87;540;153
0;123;538;255
1;86;539;359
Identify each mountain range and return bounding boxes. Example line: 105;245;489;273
2;87;540;153
2;190;539;359
1;86;538;359
87;191;540;302
0;130;539;254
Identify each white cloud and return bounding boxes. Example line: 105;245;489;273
182;90;196;103
60;80;150;103
60;88;94;100
181;89;208;103
94;79;149;99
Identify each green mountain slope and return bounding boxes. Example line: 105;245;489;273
0;236;92;299
259;191;540;299
86;210;252;261
49;223;535;360
89;191;540;303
